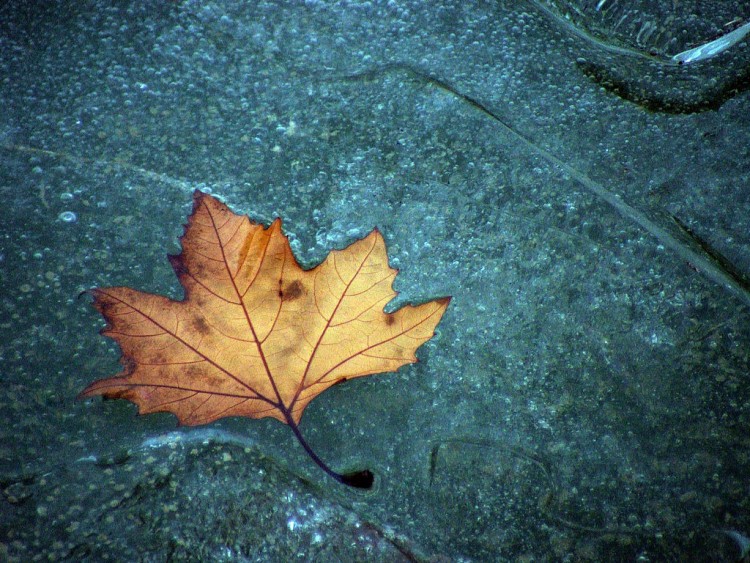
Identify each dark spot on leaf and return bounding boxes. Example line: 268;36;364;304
184;363;204;379
151;352;167;365
94;299;114;317
192;317;210;335
122;357;137;376
168;254;188;277
280;280;304;301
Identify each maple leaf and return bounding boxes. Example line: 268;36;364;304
80;190;450;488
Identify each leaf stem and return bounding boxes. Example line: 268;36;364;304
285;413;373;489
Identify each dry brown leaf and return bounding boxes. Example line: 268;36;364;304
80;190;449;487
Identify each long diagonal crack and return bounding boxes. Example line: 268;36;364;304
337;63;750;308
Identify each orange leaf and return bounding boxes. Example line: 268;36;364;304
80;190;450;487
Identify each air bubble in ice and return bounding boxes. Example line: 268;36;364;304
58;211;77;223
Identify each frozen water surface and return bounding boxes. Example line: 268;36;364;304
2;0;750;560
